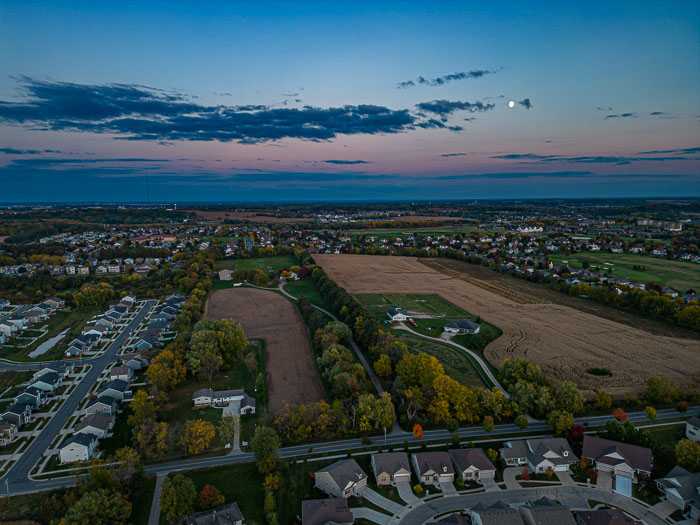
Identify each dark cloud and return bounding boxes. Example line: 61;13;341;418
596;106;614;111
650;111;665;116
282;92;299;97
2;157;170;170
518;98;533;110
0;77;421;144
440;153;467;157
492;152;692;165
397;69;495;89
637;147;700;155
491;153;558;160
605;112;637;119
0;147;42;154
415;99;495;116
324;159;372;165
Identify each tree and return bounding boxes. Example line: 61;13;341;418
514;414;529;429
264;491;276;513
135;419;169;459
594;389;612;410
197;484;225;510
62;489;131;525
198;352;223;383
487;448;499;463
146;350;186;392
645;376;680;404
251;426;281;474
547;410;574;435
182;419;216;455
675;439;700;471
554;381;585;414
127;390;157;428
612;407;628;422
645;406;657;422
255;371;265;393
483;415;495;433
264;471;281;491
113;446;141;484
373;354;393;378
218;417;238;447
161;474;196;524
446;418;459;433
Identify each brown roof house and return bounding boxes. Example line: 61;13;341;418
575;508;643;525
582;435;653;483
469;501;525;525
412;451;455;486
302;498;353;525
519;497;576;525
314;459;367;498
371;452;411;486
449;448;496;482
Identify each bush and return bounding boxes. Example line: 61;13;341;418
586;367;612;376
413;484;423;494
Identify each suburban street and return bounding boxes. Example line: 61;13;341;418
0;300;155;490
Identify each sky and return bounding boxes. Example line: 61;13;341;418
0;1;699;202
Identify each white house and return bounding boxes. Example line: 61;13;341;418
686;417;700;442
192;388;256;414
499;437;577;473
74;412;115;439
59;433;98;464
387;308;410;322
443;319;481;335
109;366;133;382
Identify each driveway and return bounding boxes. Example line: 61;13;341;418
503;467;522;490
650;500;678;519
396;481;421;505
481;478;501;492
557;470;575;486
440;481;458;496
358;487;406;516
223;399;240;417
351;506;391;524
597;470;613;492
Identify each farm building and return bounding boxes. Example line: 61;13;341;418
444;319;480;335
387;308;410;321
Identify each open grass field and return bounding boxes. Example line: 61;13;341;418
550;252;700;291
315;254;700;397
283;279;331;310
185;209;313;223
205;287;323;412
215;255;297;273
0;370;32;392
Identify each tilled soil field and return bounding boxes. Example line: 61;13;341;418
315;254;700;397
205;288;323;412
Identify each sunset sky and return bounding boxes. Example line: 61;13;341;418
1;1;699;202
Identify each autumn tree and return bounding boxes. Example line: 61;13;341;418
645;376;681;404
113;446;141;484
483;415;495;433
135;419;169;459
255;372;265;393
146;350;186;392
486;448;499;463
61;489;131;525
218;417;238;447
645;406;657;422
127;390;157;428
514;414;529;429
251;426;281;474
197;484;225;510
594;389;612;410
547;410;574;435
182;419;216;455
161;474;196;524
675;439;700;471
612;407;628;422
373;354;393;379
554;381;586;414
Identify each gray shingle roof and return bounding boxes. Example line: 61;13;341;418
449;448;496;472
301;498;353;525
372;452;410;476
316;459;366;489
413;451;455;476
582;435;653;472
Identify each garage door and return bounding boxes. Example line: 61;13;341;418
394;474;410;483
439;474;453;482
614;475;632;497
554;465;568;472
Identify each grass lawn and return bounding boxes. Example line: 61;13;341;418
215;255;298;274
395;335;488;389
131;474;157;525
647;423;685;474
99;409;131;456
550;252;700;291
0;370;32;392
284;279;331;310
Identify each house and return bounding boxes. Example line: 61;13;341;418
0;333;5;344
85;396;118;416
519;497;576;525
443;319;481;335
45;297;66;309
95;318;114;330
59;433;98;463
109;365;133;382
470;501;525;525
191;388;256;414
314;458;367;498
412;451;455;485
183;501;244;525
1;403;33;428
82;324;108;338
0;321;17;338
302;498;353;525
74;412;115;439
434;514;468;525
500;437;577;473
33;362;74;381
387;308;410;322
575;509;643;525
656;466;700;513
219;269;233;281
449;448;496;482
15;386;46;409
31;371;62;392
97;379;132;401
371;452;412;486
121;353;149;370
686;416;700;442
0;422;17;446
582;435;653;483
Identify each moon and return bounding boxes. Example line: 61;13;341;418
508;100;515;108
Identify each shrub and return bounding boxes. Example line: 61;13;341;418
586;367;612;376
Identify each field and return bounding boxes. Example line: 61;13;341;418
283;279;331;310
204;287;324;412
215;255;297;273
550;252;700;291
315;254;700;397
186;209;312;223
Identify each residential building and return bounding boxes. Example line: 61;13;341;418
449;448;496;481
109;366;133;382
686;416;700;442
183;501;244;525
59;433;98;463
500;437;578;473
14;386;45;409
519;497;576;525
582;435;653;484
656;466;700;513
85;396;118;416
470;500;525;525
575;509;643;525
97;378;132;401
31;371;62;392
314;459;367;498
74;412;115;439
371;452;412;486
443;319;481;334
192;388;256;414
0;422;17;446
1;403;33;428
302;498;353;525
412;451;455;485
387;308;410;321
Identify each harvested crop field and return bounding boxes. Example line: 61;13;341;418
315;254;700;397
186;209;312;223
205;288;323;411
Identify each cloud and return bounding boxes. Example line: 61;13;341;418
596;106;614;111
491;152;693;165
0;147;42;154
650;111;665;116
397;69;495;89
518;98;533;110
637;147;700;155
415;99;495;116
605;112;637;119
324;159;372;165
440;153;467;157
0;77;422;144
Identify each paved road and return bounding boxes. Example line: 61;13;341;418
10;407;693;498
394;323;508;398
1;300;155;490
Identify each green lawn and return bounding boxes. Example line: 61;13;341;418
550;252;700;291
284;279;331;310
215;255;298;273
99;408;131;456
395;335;488;389
131;474;157;525
0;370;33;392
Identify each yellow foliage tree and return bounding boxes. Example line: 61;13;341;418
182;419;216;455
